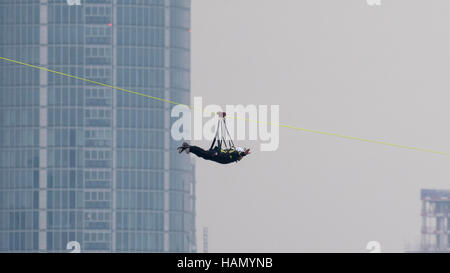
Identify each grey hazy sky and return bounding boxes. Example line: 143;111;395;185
191;0;450;252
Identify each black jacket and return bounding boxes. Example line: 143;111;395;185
210;147;247;164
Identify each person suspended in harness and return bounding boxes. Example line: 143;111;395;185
178;142;250;164
177;112;251;164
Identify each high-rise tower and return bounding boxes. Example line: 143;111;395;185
0;0;195;253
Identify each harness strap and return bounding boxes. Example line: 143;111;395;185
223;119;235;149
209;113;235;151
209;118;221;150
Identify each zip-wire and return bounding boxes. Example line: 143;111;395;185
1;56;450;157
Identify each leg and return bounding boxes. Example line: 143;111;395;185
188;146;213;160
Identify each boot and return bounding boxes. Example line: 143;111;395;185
177;142;190;154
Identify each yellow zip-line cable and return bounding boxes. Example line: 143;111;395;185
1;56;450;157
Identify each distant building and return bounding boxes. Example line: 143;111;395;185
420;189;450;252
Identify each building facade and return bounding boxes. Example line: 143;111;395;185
0;0;195;252
421;189;450;252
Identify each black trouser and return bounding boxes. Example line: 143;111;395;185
189;146;214;160
189;146;237;164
